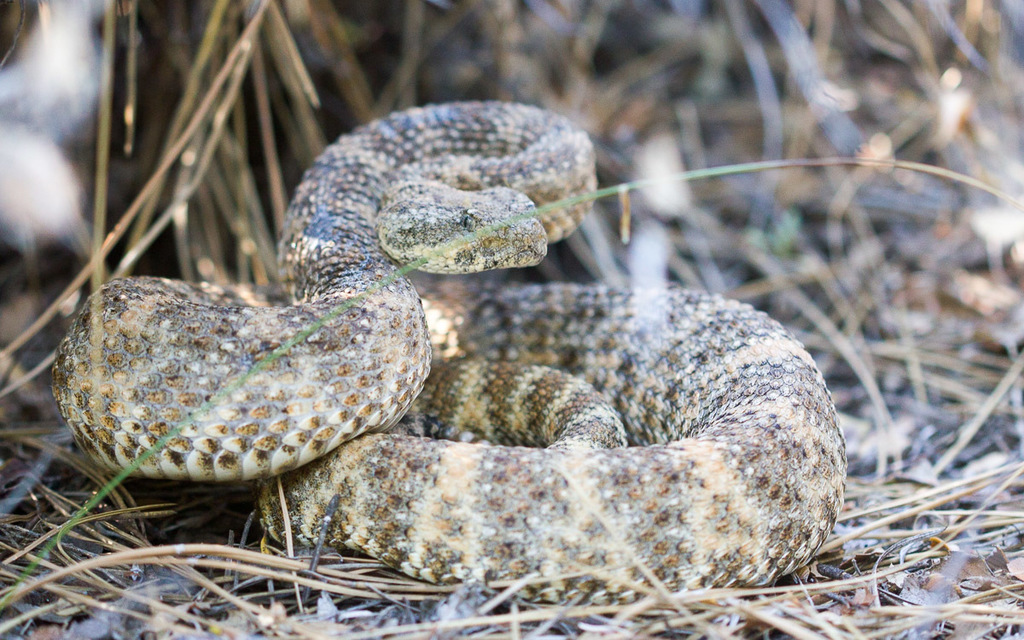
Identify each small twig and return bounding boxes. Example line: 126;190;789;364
934;350;1024;474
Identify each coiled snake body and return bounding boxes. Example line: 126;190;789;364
53;102;846;603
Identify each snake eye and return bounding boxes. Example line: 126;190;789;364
460;210;478;230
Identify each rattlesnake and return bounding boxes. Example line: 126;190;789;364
52;102;846;604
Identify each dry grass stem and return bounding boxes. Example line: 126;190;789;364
3;1;1024;637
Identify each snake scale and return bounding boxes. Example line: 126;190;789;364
52;102;846;604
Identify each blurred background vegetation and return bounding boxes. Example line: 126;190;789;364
3;1;1024;637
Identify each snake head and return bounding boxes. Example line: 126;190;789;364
378;180;547;274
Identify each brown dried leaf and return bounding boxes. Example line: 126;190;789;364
1006;557;1024;582
849;588;874;607
949;271;1021;317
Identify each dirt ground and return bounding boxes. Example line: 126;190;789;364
2;1;1024;638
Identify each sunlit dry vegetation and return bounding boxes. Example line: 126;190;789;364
2;1;1024;637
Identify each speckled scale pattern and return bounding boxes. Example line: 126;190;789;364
257;284;846;603
409;359;628;451
52;276;429;481
53;102;846;602
53;102;592;481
